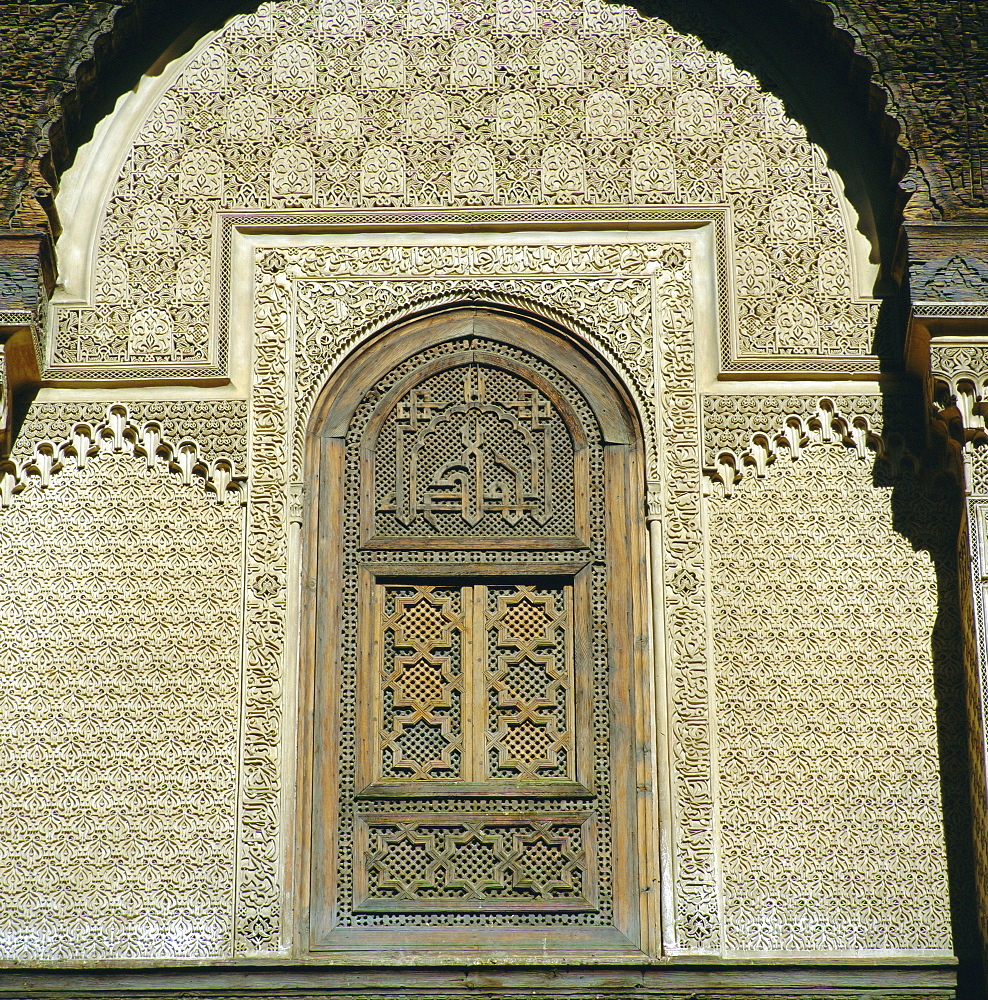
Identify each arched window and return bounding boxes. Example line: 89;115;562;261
303;308;654;959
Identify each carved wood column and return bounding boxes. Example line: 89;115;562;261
908;220;988;978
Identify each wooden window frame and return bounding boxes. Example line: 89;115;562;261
299;308;656;962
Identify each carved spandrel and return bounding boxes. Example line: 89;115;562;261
54;0;872;381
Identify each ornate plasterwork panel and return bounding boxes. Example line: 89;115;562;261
51;0;879;383
0;452;245;960
701;394;921;496
10;399;249;468
246;230;720;954
0;402;246;506
927;340;988;967
962;501;988;968
705;441;953;953
928;342;988;494
701;392;922;471
272;230;689;484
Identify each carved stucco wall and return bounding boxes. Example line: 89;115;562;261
0;448;245;960
51;0;878;383
705;437;952;952
0;0;961;971
0;386;958;962
9;1;988;245
928;345;988;976
8;399;249;467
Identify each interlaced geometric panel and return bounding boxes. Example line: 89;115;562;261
379;585;464;780
373;364;576;539
355;814;593;911
0;455;243;960
486;585;573;780
369;580;576;787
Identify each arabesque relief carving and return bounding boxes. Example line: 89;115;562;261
244;237;689;953
9;399;249;468
266;236;689;487
0;444;245;960
248;235;711;951
51;0;876;382
702;395;918;496
706;443;952;951
0;402;245;506
6;0;954;969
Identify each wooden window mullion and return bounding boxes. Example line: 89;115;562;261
470;583;488;784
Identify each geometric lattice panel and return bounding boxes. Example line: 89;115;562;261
354;813;595;911
0;455;244;960
706;445;952;952
485;584;573;781
377;584;466;782
366;580;576;789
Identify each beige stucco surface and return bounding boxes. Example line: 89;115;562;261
0;0;959;970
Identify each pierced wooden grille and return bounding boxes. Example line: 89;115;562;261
361;580;579;795
485;584;573;780
371;365;577;541
378;585;465;781
316;329;640;941
354;813;596;912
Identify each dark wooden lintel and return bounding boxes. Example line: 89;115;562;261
0;959;958;998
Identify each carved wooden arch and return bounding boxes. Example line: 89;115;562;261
307;307;641;446
298;306;657;962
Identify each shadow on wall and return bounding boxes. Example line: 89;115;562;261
880;391;984;999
